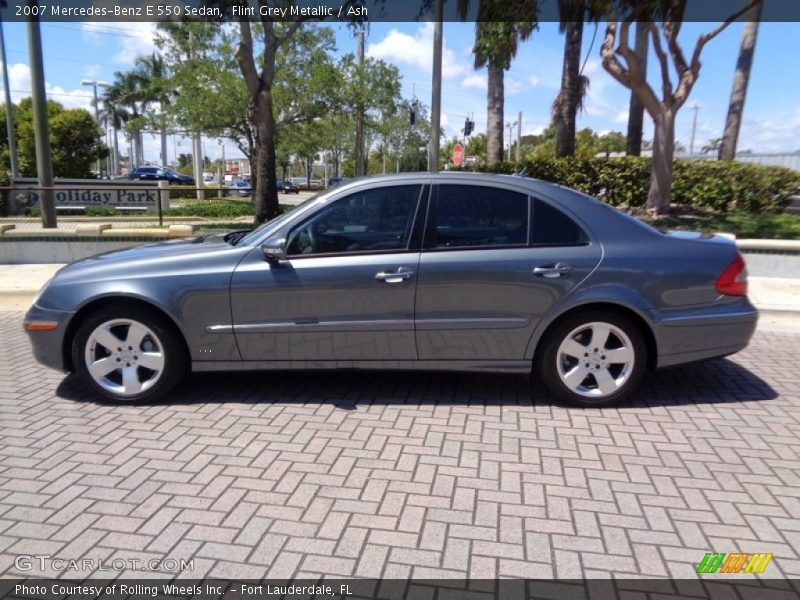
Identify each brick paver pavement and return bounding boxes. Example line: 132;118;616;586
1;311;798;580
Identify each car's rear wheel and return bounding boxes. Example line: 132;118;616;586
71;307;186;403
537;311;647;408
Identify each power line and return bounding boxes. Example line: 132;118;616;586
8;88;91;99
46;24;155;39
5;48;120;69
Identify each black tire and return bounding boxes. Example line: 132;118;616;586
71;305;187;403
536;310;647;408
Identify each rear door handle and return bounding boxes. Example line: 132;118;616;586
533;262;572;278
375;268;414;283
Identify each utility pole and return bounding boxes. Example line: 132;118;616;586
689;103;699;157
355;29;365;176
82;80;109;175
428;0;443;172
188;30;204;198
27;14;56;228
0;17;19;177
506;120;518;161
516;112;522;162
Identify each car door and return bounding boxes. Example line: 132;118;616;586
230;183;427;361
414;184;602;361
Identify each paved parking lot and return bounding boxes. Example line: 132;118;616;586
0;310;798;580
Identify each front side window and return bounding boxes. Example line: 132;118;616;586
426;185;528;249
286;185;422;256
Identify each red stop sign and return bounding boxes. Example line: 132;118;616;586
452;143;464;166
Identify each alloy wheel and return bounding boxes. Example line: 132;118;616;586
556;321;636;399
84;318;165;397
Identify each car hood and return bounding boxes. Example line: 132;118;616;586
53;234;245;284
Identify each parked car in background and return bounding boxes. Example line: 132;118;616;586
129;166;195;185
276;179;300;194
327;177;346;187
24;173;757;407
229;179;251;197
290;177;308;188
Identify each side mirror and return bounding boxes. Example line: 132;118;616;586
261;237;287;263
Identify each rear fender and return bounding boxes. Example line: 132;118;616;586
524;283;656;361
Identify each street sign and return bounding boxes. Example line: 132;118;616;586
452;143;464;166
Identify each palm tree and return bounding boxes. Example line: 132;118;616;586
554;0;585;157
625;22;649;156
97;94;129;175
107;71;145;168
719;0;763;160
134;53;173;168
460;0;536;165
553;1;607;157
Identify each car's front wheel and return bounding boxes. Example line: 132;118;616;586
537;311;647;408
71;307;187;403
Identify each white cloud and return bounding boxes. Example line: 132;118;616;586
506;77;524;95
81;21;158;65
731;107;800;153
83;64;102;80
528;75;540;87
461;74;487;91
367;23;468;79
2;61;94;111
614;110;629;124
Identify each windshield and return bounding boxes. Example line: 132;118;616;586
236;191;328;246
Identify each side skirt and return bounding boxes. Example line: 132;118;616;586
192;359;532;374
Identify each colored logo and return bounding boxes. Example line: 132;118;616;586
696;553;773;574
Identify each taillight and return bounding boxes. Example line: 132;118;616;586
716;252;748;296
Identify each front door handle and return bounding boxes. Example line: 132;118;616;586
533;262;572;278
375;268;414;283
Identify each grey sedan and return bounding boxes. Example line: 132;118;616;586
24;173;757;407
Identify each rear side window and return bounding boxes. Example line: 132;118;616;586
426;185;528;249
531;199;589;246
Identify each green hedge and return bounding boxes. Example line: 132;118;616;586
461;157;800;214
163;200;255;218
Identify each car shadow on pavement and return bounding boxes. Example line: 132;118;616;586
56;356;777;409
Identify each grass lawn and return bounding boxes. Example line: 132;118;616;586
631;206;800;240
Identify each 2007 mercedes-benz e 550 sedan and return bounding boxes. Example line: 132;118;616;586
24;173;757;407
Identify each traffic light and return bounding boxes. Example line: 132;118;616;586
409;103;417;125
464;118;474;136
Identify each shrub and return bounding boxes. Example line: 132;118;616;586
0;170;9;216
162;200;255;218
461;157;800;214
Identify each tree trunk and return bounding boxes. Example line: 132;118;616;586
130;134;139;169
486;65;504;165
112;127;120;175
719;1;762;161
626;22;649;156
646;108;675;214
160;125;168;168
251;86;280;224
555;20;583;158
137;130;145;166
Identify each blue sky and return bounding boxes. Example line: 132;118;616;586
2;19;799;163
